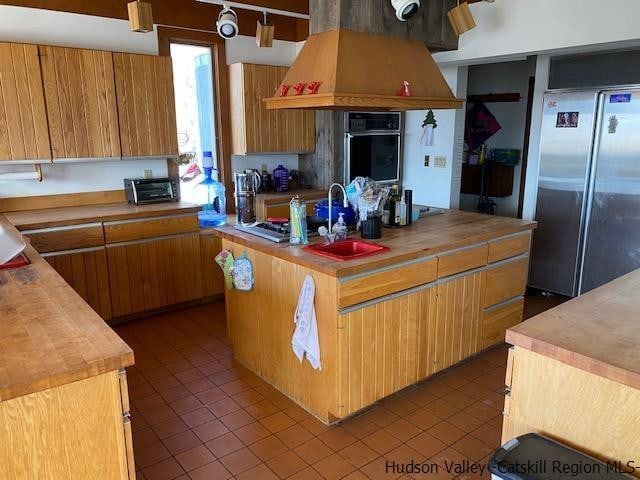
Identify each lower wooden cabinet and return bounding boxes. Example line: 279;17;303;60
338;269;485;417
44;247;112;321
0;370;134;480
106;233;203;318
200;231;225;298
434;271;485;371
482;297;524;348
484;255;529;307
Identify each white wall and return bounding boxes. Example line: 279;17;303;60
460;58;535;217
226;35;298;66
434;0;640;66
402;66;461;208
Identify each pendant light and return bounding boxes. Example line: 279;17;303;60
447;1;476;37
256;11;274;48
128;0;154;33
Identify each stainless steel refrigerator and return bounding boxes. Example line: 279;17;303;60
530;88;640;296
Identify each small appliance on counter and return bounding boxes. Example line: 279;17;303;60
234;170;261;226
124;177;179;205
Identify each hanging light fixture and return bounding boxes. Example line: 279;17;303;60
256;11;274;48
447;1;476;37
128;0;154;33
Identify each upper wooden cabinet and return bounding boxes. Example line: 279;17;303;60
229;63;315;154
114;53;178;158
0;42;51;162
40;46;121;160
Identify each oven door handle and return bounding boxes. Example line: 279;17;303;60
346;131;402;137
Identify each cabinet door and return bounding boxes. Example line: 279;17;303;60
107;233;203;318
44;247;112;321
114;53;178;157
338;285;438;417
433;270;485;372
0;42;51;162
231;63;315;154
200;232;225;297
40;46;120;159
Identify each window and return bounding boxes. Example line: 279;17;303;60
170;43;218;203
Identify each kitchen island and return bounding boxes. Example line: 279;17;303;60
503;269;640;476
0;215;135;479
215;210;536;423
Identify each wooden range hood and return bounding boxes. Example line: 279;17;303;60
265;29;463;111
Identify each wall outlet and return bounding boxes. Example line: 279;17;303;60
424;155;430;167
434;156;447;168
144;169;153;179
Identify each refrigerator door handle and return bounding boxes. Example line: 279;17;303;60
576;91;606;296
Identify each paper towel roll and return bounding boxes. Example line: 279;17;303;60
0;171;40;181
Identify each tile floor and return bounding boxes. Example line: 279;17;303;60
115;302;514;480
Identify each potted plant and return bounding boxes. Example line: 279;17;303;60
420;110;437;146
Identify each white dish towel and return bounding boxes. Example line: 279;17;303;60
292;275;321;370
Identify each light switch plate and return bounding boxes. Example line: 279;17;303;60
424;155;430;167
434;156;447;168
144;169;153;179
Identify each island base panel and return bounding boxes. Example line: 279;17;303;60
503;347;640;477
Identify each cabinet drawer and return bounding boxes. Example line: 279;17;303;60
437;244;488;278
104;214;199;243
339;256;437;308
484;256;529;308
23;223;104;253
263;202;317;220
483;298;524;348
488;232;531;263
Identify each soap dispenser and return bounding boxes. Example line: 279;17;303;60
333;212;348;241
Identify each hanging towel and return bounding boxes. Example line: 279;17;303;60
292;275;321;370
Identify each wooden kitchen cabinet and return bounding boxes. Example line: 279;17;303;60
0;370;135;480
434;271;485;371
40;46;121;160
107;233;203;317
44;247;113;321
229;63;315;154
114;52;178;158
338;285;438;417
0;42;51;162
200;230;225;298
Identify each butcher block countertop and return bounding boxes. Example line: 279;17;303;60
507;269;640;391
0;215;134;402
215;210;536;277
5;201;201;230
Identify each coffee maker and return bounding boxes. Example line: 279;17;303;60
234;170;261;226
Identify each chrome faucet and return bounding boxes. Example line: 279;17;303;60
318;183;349;244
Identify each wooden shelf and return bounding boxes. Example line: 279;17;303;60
461;163;515;197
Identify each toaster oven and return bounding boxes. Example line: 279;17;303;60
124;178;180;205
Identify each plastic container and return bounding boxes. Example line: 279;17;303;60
360;214;382;239
489;433;633;480
273;164;290;192
314;200;357;225
195;151;227;227
289;196;308;245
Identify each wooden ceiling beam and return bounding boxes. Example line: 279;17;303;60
0;0;309;41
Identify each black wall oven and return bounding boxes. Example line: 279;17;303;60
344;112;403;185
